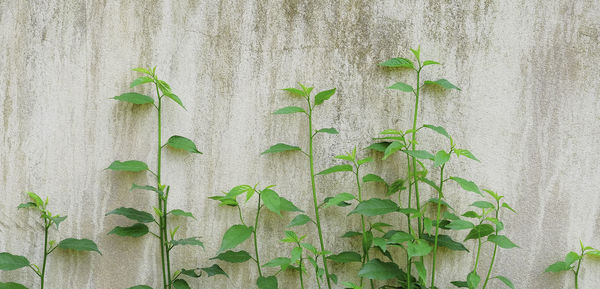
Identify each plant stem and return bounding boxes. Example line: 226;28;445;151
574;247;583;289
474;237;482;271
298;245;305;289
430;164;445;288
412;68;422;238
354;165;375;289
482;203;500;289
163;195;172;287
253;197;263;277
307;98;332;289
40;220;49;289
155;81;168;289
405;154;413;289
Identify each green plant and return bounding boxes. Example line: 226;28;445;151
210;184;303;288
106;67;224;289
0;192;101;289
262;83;338;289
545;241;600;289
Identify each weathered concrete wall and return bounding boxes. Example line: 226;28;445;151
1;0;599;288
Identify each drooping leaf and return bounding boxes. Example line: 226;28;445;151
317;165;353;176
211;250;252;263
219;225;253;252
341;231;362;238
455;149;479;162
422;234;468;251
450;177;482;195
106;207;154;223
17;202;36;209
463;211;481;219
164;92;185;109
328;251;361;263
279;197;302;212
467;271;480;288
464;224;495;241
388;179;406;195
450;281;469;288
446;220;475;231
256;275;278;289
316;128;339;134
323;193;355;208
273;106;305;115
0;282;29;289
406;239;433;258
0;253;30;271
471;201;495;209
261;189;281;216
424;79;461;90
27;192;43;207
181;268;202;278
415;260;427;282
434;150;450;167
132;67;152;76
263;257;291;270
386;231;414;244
488;235;518;249
423;124;451;140
172;279;191;289
107;223;149;237
130;184;163;197
130;76;154;88
422;60;440;67
58;238;101;255
113;92;154;105
201;264;228;277
314;88;336;106
362;174;386;185
545;261;571;272
378;58;414;69
495;275;515;289
404;150;435;160
358;259;402;280
387;82;414;92
106;160;148;172
288;214;311;227
502;203;517;213
166;136;202;154
383;141;405;160
169;209;195;219
366;142;391;152
261;143;302;155
172;237;204;248
349;198;399;216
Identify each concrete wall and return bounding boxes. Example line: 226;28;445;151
1;0;599;288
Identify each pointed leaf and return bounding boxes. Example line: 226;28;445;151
106;207;154;223
378;58;414;69
387;82;413;92
362;174;386;184
422;234;468;251
434;150;450;167
328;251;361;263
366;142;391;152
219;225;253;252
261;189;281;216
256;276;278;289
314;88;336;106
407;239;433;258
201;264;228;277
58;238;101;255
455;149;479;162
471;201;495;209
108;223;149;237
130;76;154;88
450;177;482;195
349;198;399;216
465;224;495;241
423;124;451;140
263;257;291;270
495;276;515;289
288;214;311;227
323;193;355;208
164;92;185;109
261;143;301;155
424;79;461;90
172;279;190;289
211;250;252;263
169;209;195;219
0;283;29;289
282;88;305;97
316;128;338;134
27;192;43;207
383;141;405;160
488;235;518;249
273;106;305;114
317;165;353;176
113;93;154;105
446;220;475;231
423;60;440;67
0;253;30;271
358;259;402;280
404;150;435;160
107;160;148;172
172;237;204;248
166;136;201;154
279;197;302;212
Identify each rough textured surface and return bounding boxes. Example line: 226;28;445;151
1;0;599;288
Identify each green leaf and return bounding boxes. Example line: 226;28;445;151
211;250;252;263
256;276;278;289
314;88;336;106
467;271;480;288
164;92;185;109
261;189;281;216
261;143;302;155
263;257;291;270
106;160;148;172
341;231;362;238
463;211;481;219
386;231;414;244
0;282;29;289
488;235;518;249
130;76;154;88
451;281;469;288
17;202;36;209
130;184;163;197
58;238;101;255
464;224;495;241
378;57;414;69
341;281;361;289
0;253;30;271
447;220;475;230
362;174;386;184
107;223;149;237
434;150;450;167
27;192;43;207
273;106;306;114
564;251;581;266
180;268;202;278
404;150;435;160
388;179;406;196
282;87;306;97
349;198;399;216
358;259;402;280
450;177;482;195
219;224;253;252
422;234;468;251
279;197;302;212
288;214;311;227
423;60;440;67
317;164;353;176
471;201;495;209
172;280;191;289
545;261;571;272
201;264;228;277
502;203;517;213
415;260;427;282
366;142;390;152
323;193;355;208
455;149;479;162
172;237;204;248
51;215;67;229
328;251;361;263
407;239;433;258
225;185;253;199
357;157;373;165
316;127;339;134
383;141;405;160
106;207;154;223
169;209;195;219
132;67;152;75
424;79;461;90
387;82;414;92
495;275;515;289
113;92;154;105
423;124;451;140
166;136;202;154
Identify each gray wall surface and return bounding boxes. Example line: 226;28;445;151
1;0;599;288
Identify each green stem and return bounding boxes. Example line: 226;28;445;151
430;164;445;288
405;154;413;289
574;247;583;289
163;196;172;287
253;198;263;277
474;237;482;272
155;81;168;289
482;204;500;289
314;258;322;289
412;68;422;237
354;165;375;289
307;99;332;289
298;245;305;289
40;221;49;289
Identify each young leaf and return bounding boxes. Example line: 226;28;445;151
211;250;252;263
317;164;353;176
17;202;36;209
282;87;306;97
172;280;191;289
314;88;336;106
495;275;515;289
422;60;440;67
387;82;414;92
273;106;305;114
58;238;102;255
378;58;414;69
256;276;278;289
328;251;361;263
132;67;152;76
130;76;154;88
261;189;281;216
0;282;29;289
288;214;311;227
467;271;480;288
357;157;373;165
166;136;202;154
471;201;495;209
219;225;253;252
407;239;433;258
0;253;30;271
323;193;355;208
464;224;495;241
455;149;479;162
502;203;517;213
113;92;154;105
383;141;404;160
108;223;149;237
164;92;185;109
358;259;402;280
201;264;228;277
106;160;148;172
423;124;451;140
545;261;571;272
424;79;461;90
261;143;302;154
316;127;339;134
172;237;204;248
27;192;43;207
450;177;482;195
434;150;450;167
404;150;435;160
169;209;195;219
349;198;399;216
106;207;154;223
487;235;519;249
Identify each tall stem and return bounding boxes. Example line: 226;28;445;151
155;82;168;289
40;220;49;289
405;154;413;289
430;164;445;288
355;166;374;289
253;198;263;277
482;205;500;289
474;238;482;271
307;99;332;289
412;69;422;237
574;247;583;289
163;196;172;287
298;246;305;289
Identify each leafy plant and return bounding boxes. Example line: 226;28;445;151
262;83;338;289
106;67;224;289
0;192;100;289
210;184;303;288
545;241;600;289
